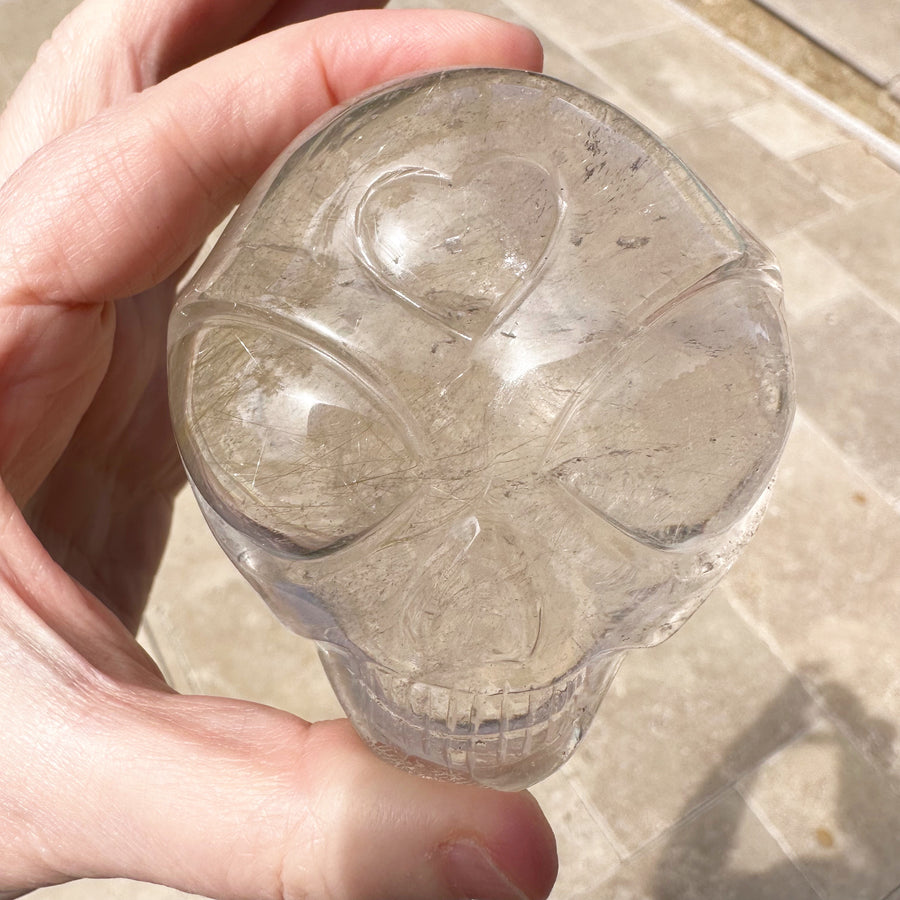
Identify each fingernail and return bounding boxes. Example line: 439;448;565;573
439;839;530;900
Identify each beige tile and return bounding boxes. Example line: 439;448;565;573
796;141;900;204
391;0;680;143
541;40;617;99
0;0;81;83
135;619;175;685
506;0;682;53
144;488;344;724
565;591;814;852
791;292;900;503
536;41;674;138
389;0;668;135
586;25;773;135
530;770;621;898
597;788;821;900
386;0;668;140
732;97;846;160
739;719;900;900
727;418;900;778
0;53;16;111
805;189;900;313
767;230;860;320
667;121;837;238
388;0;677;148
390;0;526;21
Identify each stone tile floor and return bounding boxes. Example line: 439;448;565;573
1;0;898;897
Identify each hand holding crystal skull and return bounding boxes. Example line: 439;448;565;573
169;68;794;790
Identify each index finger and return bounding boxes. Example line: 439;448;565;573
0;0;388;183
0;8;543;307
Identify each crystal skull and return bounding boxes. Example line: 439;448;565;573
168;68;794;790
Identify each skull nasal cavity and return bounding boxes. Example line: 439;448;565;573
400;515;544;672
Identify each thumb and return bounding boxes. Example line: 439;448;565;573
51;694;558;900
0;489;556;900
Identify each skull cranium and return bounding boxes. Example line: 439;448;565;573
168;68;794;790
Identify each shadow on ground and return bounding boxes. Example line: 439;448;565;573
648;677;899;900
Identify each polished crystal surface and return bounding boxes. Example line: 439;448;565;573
168;68;794;789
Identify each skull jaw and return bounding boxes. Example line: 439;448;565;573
317;641;623;791
190;481;624;789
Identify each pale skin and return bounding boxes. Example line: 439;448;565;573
0;2;556;898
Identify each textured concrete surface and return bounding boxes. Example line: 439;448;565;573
2;0;899;897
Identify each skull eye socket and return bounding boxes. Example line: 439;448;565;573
182;321;419;555
544;275;792;548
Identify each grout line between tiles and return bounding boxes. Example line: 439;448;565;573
138;618;176;686
727;580;900;787
792;407;900;515
601;778;758;869
564;768;631;861
610;784;736;868
598;717;822;868
730;104;849;163
735;771;828;900
764;195;843;241
790;271;900;339
656;0;900;172
579;22;681;52
787;151;900;210
501;0;684;124
722;581;802;675
143;605;204;695
796;225;900;330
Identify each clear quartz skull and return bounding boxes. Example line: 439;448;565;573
168;68;794;790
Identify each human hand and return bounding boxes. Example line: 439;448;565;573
0;2;555;898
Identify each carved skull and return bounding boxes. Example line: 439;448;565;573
168;68;794;790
